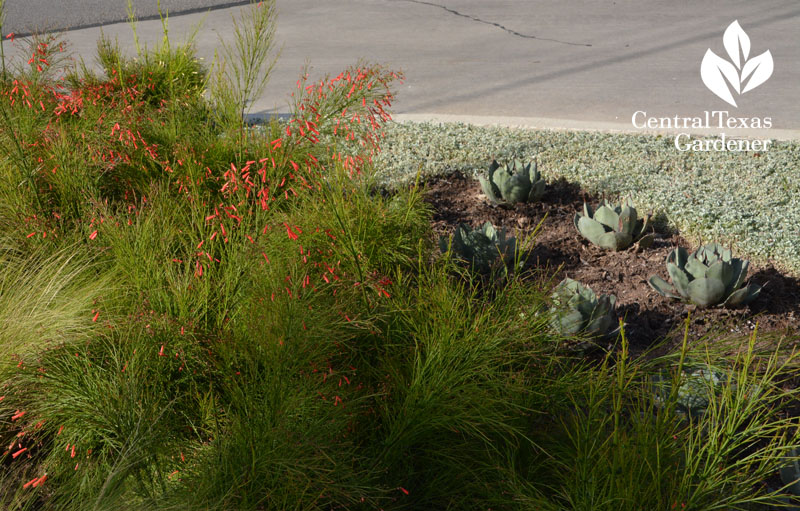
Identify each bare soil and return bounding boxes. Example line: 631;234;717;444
424;171;800;356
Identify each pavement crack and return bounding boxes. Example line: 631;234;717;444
393;0;592;47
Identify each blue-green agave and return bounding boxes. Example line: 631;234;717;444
648;243;761;308
478;159;545;205
651;364;730;420
550;278;619;340
780;448;800;498
439;221;518;273
652;363;765;422
573;200;654;251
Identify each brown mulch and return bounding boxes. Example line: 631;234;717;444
424;171;800;356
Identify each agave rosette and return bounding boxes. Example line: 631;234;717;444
439;221;517;273
550;278;619;340
648;243;761;308
573;200;654;251
651;363;731;420
780;448;800;497
478;159;545;205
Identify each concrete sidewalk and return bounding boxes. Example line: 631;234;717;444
2;0;798;139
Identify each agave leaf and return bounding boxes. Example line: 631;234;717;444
583;202;593;218
528;179;546;201
638;215;650;237
599;294;616;310
724;258;744;296
481;221;497;240
598;231;632;251
528;161;541;182
585;314;615;338
578;283;596;302
779;448;800;496
649;275;681;299
501;172;532;203
453;226;469;252
555;309;586;335
577;216;607;246
705;260;733;287
478;175;502;204
723;284;761;307
438;235;451;254
555;277;580;295
687;277;726;307
498;237;517;261
667;262;691;298
722;287;749;307
731;259;750;291
699;242;723;258
618;206;637;236
694;245;709;264
671;246;689;268
576;299;596;318
501;233;516;251
563;295;583;310
593;205;620;230
684;256;710;280
491;168;513;201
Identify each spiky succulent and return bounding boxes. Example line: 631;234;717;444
550;278;620;340
573;200;654;251
478;159;545;205
439;221;517;273
648;243;761;308
780;448;800;497
651;364;729;420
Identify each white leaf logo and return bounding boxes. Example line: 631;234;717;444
700;20;773;107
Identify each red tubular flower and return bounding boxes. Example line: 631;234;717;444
284;223;299;241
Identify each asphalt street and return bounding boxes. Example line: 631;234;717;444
2;0;249;36
1;0;797;137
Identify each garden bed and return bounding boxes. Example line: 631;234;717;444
377;122;800;276
3;4;800;506
424;170;800;355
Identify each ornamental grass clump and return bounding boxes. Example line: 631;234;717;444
439;221;517;273
648;243;761;308
478;159;545;205
549;277;619;341
573;200;654;251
